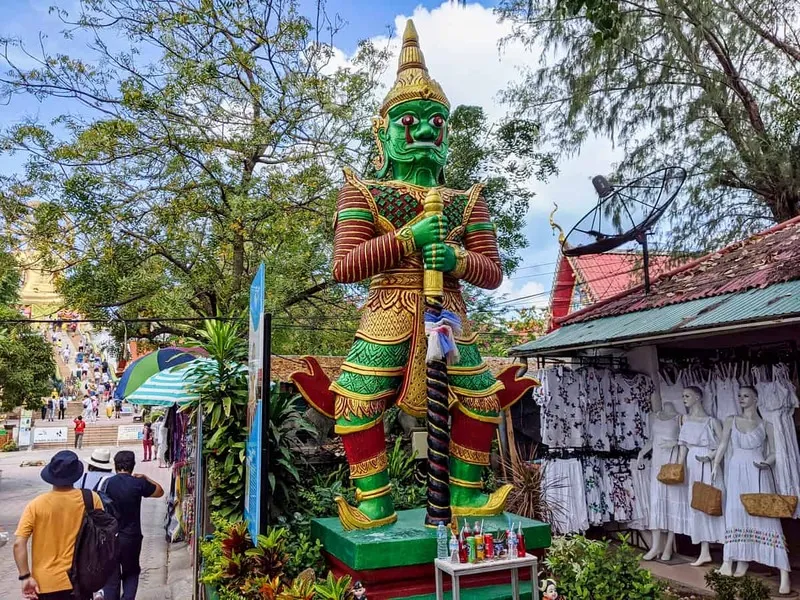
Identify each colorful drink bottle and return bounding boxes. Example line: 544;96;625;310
516;523;526;557
484;533;495;559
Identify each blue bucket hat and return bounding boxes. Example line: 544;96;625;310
41;450;84;486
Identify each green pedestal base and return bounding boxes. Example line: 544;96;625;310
310;507;551;571
393;581;535;600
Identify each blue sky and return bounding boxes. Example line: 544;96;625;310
0;0;620;314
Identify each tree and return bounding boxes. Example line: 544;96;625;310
0;0;386;352
0;249;56;411
445;105;557;274
498;0;800;250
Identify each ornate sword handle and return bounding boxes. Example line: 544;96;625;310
423;187;444;299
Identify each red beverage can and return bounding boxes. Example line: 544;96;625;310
484;533;495;559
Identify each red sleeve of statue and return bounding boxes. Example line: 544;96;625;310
461;197;503;290
332;183;407;283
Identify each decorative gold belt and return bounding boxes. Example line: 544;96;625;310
370;269;461;293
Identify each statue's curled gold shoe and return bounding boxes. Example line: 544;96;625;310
451;483;514;517
335;496;398;531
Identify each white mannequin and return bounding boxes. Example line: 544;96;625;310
678;386;723;567
639;401;680;561
713;386;791;595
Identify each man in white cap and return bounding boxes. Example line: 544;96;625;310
75;448;114;491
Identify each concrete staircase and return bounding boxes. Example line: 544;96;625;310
29;418;141;449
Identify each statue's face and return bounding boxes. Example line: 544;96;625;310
379;99;449;176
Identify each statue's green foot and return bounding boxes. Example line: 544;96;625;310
336;483;397;530
451;483;513;517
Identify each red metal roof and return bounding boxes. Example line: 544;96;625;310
560;216;800;325
570;253;678;303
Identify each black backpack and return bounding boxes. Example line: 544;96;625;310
69;489;119;597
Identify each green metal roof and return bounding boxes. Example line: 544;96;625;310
509;279;800;356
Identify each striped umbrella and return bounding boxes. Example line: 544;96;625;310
126;359;246;406
125;363;201;406
114;347;204;399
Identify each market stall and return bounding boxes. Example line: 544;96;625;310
510;216;800;593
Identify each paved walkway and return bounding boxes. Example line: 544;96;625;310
0;448;193;599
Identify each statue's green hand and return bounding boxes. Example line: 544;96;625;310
422;242;456;272
410;215;448;248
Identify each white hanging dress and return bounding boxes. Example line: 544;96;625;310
713;363;740;422
754;364;800;518
679;417;725;544
648;414;689;535
658;369;686;415
723;419;790;571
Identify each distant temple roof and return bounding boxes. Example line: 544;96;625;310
548;251;679;330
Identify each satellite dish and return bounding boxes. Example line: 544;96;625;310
562;166;686;293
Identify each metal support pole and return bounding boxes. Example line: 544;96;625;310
260;312;272;529
193;407;204;600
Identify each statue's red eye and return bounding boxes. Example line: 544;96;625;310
401;115;415;126
431;115;444;127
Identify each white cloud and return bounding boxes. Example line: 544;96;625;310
493;279;550;310
334;1;623;306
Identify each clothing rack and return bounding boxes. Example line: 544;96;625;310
534;354;629;371
543;448;642;460
658;341;799;370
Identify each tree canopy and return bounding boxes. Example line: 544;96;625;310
0;1;552;356
498;0;800;250
0;249;56;411
0;0;387;352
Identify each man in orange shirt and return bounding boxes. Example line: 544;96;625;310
13;450;104;600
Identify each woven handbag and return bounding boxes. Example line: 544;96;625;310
691;462;722;516
740;466;798;518
657;446;685;485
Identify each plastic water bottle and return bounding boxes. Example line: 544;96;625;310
449;531;459;562
508;529;518;559
437;522;448;559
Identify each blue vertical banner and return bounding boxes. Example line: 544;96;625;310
245;264;265;543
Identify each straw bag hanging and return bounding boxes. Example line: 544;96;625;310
691;461;722;516
657;446;685;485
740;466;798;519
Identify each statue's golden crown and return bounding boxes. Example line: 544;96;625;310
379;19;450;117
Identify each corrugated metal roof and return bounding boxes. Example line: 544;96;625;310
509;280;800;356
560;216;800;326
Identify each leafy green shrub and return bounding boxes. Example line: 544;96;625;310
545;535;664;600
705;571;769;600
314;573;354;600
387;436;417;484
201;514;351;600
268;392;316;518
392;481;427;511
284;528;325;581
189;320;249;519
1;440;18;452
